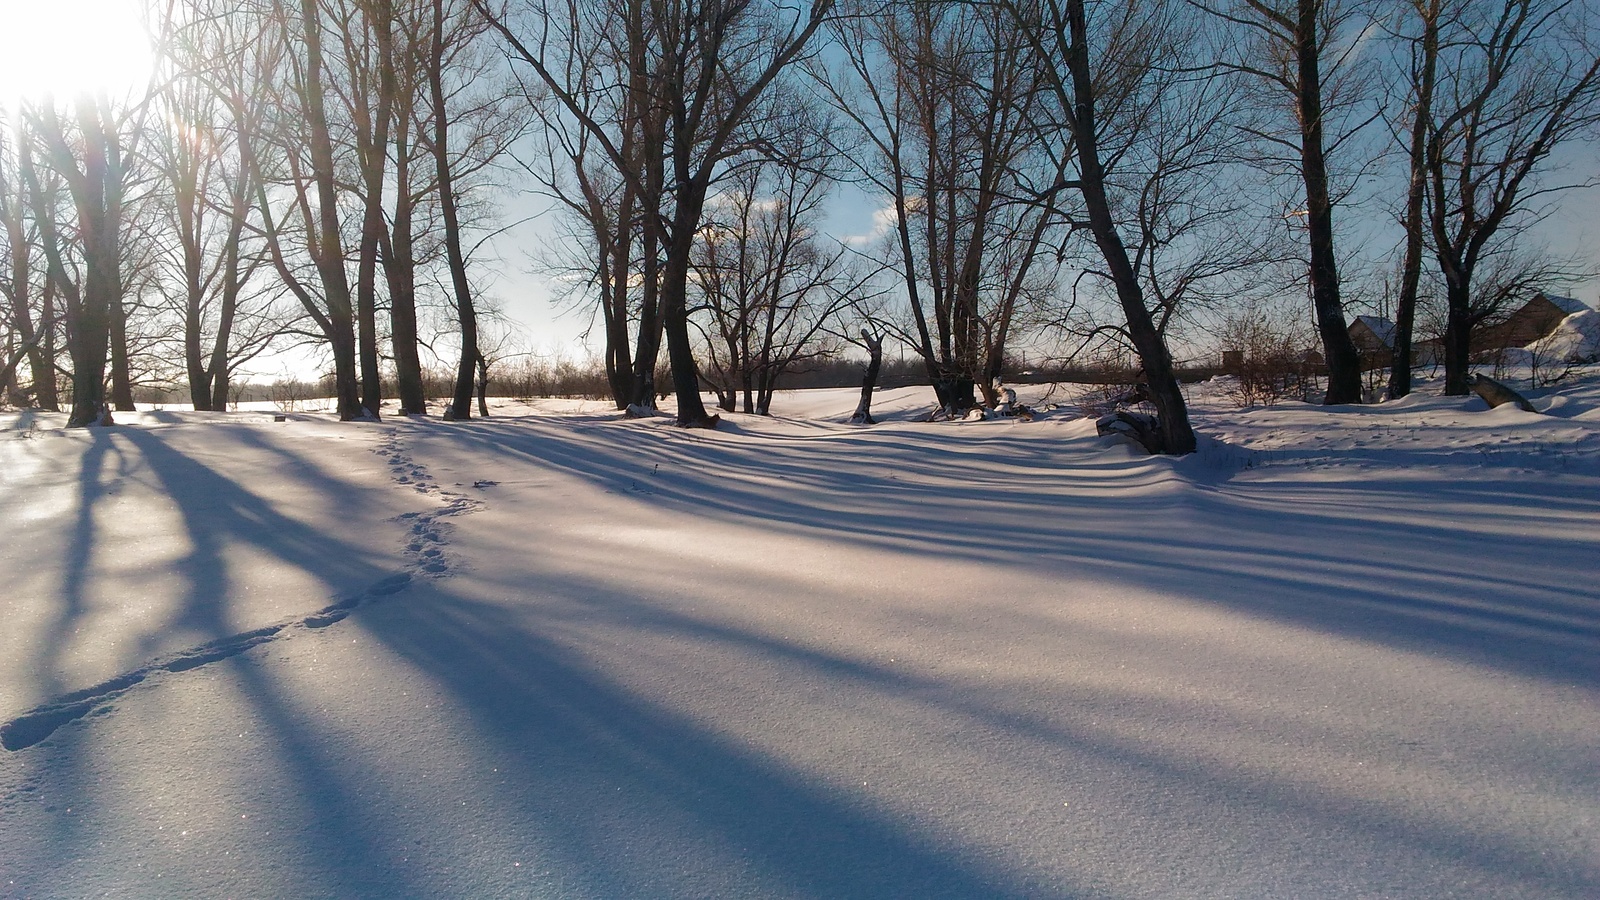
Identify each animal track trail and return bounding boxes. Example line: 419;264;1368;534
0;574;412;752
0;426;487;754
376;429;483;579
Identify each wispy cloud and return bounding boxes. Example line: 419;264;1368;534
842;202;902;247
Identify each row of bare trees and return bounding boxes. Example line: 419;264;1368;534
0;0;1595;453
0;0;519;425
1390;0;1600;398
490;0;1596;452
481;0;841;427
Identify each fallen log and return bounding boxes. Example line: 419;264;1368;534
1468;374;1537;413
1096;410;1163;454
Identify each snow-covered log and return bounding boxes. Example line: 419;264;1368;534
1096;410;1163;453
1468;374;1537;413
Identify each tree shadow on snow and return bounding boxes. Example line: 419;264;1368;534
356;583;1072;899
430;416;1600;690
356;574;1597;897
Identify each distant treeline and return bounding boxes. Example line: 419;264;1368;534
132;356;1238;407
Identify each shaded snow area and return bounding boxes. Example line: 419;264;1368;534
1;378;1598;899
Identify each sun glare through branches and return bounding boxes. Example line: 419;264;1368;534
0;0;155;109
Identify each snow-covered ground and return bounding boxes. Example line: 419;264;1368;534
1;376;1597;898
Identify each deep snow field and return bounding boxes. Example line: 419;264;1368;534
1;375;1597;899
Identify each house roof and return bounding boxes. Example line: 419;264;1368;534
1352;315;1396;348
1540;293;1591;316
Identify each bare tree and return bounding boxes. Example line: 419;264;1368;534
151;1;290;410
1417;0;1600;395
0;117;60;409
821;1;1070;414
25;97;132;426
380;0;519;416
514;0;671;411
1385;0;1440;399
425;0;484;419
692;139;860;415
329;0;402;418
1200;0;1376;404
254;0;365;419
480;0;841;427
848;328;885;424
1005;0;1261;453
381;0;432;414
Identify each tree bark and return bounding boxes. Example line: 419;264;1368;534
31;100;121;427
850;331;883;424
0;134;54;408
384;158;427;413
1293;0;1361;404
429;0;479;420
1062;0;1195;454
297;0;363;420
207;169;253;411
1440;276;1473;395
1388;0;1438;400
354;0;397;419
660;192;717;427
476;351;489;416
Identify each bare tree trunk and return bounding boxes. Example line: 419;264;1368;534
1293;0;1361;404
39;273;59;409
850;330;883;424
601;182;635;408
355;0;397;419
1440;275;1473;395
1063;0;1194;454
629;223;664;409
178;166;212;409
296;0;363;420
31;100;123;427
26;153;104;425
207;173;253;411
660;200;717;426
381;18;426;418
429;0;479;419
208;265;238;411
108;285;134;411
97;98;133;414
1388;0;1438;400
476;351;489;416
628;116;667;411
384;156;427;413
0;130;54;408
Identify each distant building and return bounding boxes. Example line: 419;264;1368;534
1415;337;1444;367
1348;315;1395;370
1402;293;1592;367
1477;292;1592;354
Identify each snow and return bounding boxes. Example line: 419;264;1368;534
2;378;1598;898
1524;309;1600;365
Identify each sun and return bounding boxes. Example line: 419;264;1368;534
0;0;155;110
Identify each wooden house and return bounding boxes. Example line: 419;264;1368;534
1477;293;1591;354
1348;315;1395;370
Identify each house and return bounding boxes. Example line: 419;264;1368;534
1348;315;1395;369
1409;293;1591;367
1477;292;1592;353
1414;337;1444;367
